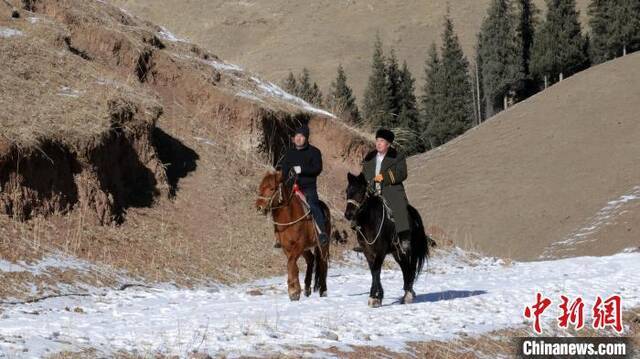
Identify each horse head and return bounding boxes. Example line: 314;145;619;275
256;170;283;215
345;172;367;221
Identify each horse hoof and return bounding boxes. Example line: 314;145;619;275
289;292;301;301
320;290;328;297
368;297;382;308
304;288;312;297
401;290;415;304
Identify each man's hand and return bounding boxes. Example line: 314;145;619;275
294;166;302;174
374;174;384;183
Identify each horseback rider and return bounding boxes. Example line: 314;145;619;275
277;125;330;248
354;128;411;252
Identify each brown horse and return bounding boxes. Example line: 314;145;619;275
256;171;330;301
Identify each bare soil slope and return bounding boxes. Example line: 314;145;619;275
406;52;640;260
0;0;371;294
111;0;589;98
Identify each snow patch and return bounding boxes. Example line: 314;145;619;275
201;58;243;72
193;136;215;146
170;53;335;118
58;86;83;98
253;80;335;118
1;250;638;357
543;185;640;257
0;27;23;38
235;90;265;103
157;26;187;43
0;255;96;275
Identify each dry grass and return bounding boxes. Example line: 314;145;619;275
0;13;160;149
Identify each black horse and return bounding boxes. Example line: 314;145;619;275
344;172;432;308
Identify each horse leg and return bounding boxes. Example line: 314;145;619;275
302;250;314;297
316;246;328;297
400;255;416;304
367;255;385;308
392;247;416;305
287;252;302;301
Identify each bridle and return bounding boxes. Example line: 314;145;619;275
257;175;311;227
257;182;286;211
347;185;387;246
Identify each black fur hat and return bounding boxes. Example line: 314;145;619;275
375;128;394;143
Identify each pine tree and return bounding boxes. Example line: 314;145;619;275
530;17;554;87
363;34;393;129
396;61;424;154
588;0;614;64
385;49;402;127
283;71;297;94
328;65;361;125
474;35;486;124
427;14;474;147
478;0;525;117
516;0;540;76
609;0;640;57
311;82;324;107
292;68;324;106
589;0;640;64
420;43;442;150
531;0;588;85
296;68;313;101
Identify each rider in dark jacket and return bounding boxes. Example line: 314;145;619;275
278;125;329;247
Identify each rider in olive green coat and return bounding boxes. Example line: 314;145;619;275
358;128;411;251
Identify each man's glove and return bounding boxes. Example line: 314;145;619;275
294;166;302;174
374;174;384;183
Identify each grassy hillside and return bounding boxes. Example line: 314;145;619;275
406;52;640;260
111;0;590;101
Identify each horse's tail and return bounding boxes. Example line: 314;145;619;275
409;205;430;279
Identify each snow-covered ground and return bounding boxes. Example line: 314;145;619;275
0;252;132;303
1;248;638;358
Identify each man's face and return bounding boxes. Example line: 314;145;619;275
293;133;307;147
375;138;390;154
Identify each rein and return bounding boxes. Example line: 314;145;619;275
258;179;311;227
349;189;387;246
